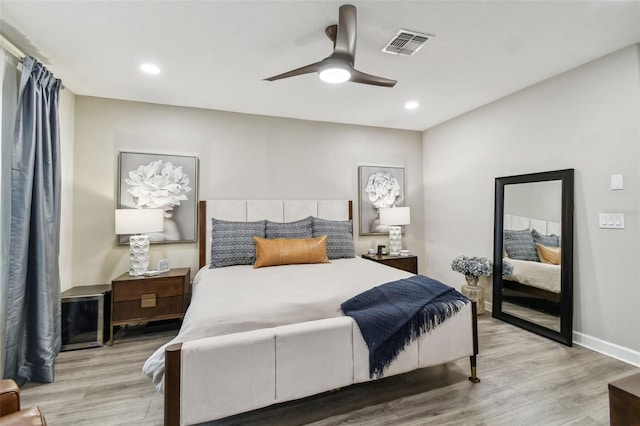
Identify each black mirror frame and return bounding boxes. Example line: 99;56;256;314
492;169;574;346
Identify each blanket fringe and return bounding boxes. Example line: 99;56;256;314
371;291;468;378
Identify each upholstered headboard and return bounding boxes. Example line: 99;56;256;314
198;200;353;268
504;214;561;236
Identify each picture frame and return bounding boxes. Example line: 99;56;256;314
358;165;406;236
118;151;198;244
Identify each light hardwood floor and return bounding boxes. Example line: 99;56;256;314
502;300;561;331
20;315;638;426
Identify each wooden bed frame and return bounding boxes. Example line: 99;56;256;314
503;279;561;304
162;200;479;426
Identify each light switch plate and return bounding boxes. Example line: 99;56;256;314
611;174;624;190
599;213;625;229
157;259;171;272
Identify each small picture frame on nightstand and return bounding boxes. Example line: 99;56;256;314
157;259;171;273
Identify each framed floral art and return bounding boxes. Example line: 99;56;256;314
118;151;198;244
358;165;405;236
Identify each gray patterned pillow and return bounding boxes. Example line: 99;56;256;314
504;229;538;261
210;219;266;268
531;228;560;248
312;217;355;259
265;216;313;239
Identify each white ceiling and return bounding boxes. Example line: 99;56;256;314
1;1;639;131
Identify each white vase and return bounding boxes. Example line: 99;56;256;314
465;275;479;286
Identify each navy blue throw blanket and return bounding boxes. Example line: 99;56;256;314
341;275;469;378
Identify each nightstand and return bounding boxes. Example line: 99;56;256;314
362;254;418;274
110;268;190;345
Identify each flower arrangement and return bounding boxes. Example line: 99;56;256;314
451;255;492;279
502;260;513;277
125;160;192;212
451;255;514;279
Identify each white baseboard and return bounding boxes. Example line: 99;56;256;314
573;331;640;367
484;301;639;367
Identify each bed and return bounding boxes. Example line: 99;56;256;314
144;200;479;426
503;214;561;304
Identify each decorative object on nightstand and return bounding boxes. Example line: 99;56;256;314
451;255;492;314
115;208;164;276
157;259;171;273
379;206;410;256
362;253;418;274
110;267;190;345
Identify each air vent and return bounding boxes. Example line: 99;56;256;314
381;30;433;56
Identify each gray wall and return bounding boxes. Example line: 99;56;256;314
504;180;562;223
422;44;640;357
62;44;640;363
59;88;75;292
71;97;424;287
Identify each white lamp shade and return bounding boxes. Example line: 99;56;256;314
379;207;411;226
115;209;164;235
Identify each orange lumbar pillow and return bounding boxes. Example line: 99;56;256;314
535;243;561;265
253;235;330;268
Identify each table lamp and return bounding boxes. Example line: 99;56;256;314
379;206;410;256
115;209;164;276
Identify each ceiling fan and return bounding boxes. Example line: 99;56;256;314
264;4;397;88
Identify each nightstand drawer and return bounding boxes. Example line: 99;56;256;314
113;279;184;302
110;268;190;345
112;296;184;322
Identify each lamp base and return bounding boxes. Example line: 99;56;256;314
129;235;150;276
388;225;402;256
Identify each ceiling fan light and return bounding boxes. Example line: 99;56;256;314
319;64;351;84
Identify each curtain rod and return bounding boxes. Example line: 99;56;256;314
0;34;25;62
0;33;65;90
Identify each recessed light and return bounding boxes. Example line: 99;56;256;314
140;63;161;75
405;101;419;110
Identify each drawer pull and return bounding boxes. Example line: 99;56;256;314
141;294;157;308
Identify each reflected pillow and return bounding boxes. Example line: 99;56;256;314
531;228;560;248
210;219;266;268
503;229;538;261
536;243;561;265
253;236;329;268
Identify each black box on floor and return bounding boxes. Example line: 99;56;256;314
61;284;111;350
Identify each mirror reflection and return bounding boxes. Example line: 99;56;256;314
502;180;562;331
493;169;573;346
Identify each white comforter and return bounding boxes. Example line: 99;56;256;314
143;257;413;390
507;258;561;293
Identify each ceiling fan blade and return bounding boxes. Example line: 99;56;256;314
333;5;357;62
349;68;397;87
264;62;321;82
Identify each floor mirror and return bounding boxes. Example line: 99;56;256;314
492;169;574;346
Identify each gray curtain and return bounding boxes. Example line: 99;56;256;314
4;56;62;385
0;48;20;377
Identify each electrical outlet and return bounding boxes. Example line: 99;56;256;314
157;259;171;272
